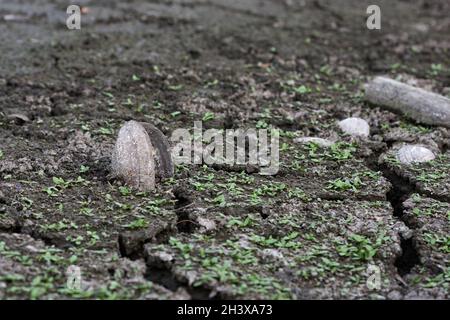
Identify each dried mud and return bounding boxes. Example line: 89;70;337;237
0;0;449;299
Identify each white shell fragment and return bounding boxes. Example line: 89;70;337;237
338;117;370;138
294;137;334;148
396;145;436;165
111;121;173;191
7;113;30;124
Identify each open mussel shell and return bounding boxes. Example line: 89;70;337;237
111;121;173;191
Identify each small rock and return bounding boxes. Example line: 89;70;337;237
3;14;28;22
365;77;450;128
111;121;173;191
338;117;370;138
387;290;403;300
196;217;216;231
260;249;285;263
157;252;175;263
145;247;175;269
294;137;334;147
236;235;253;250
396;145;435;164
119;218;173;258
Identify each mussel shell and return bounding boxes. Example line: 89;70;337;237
111;121;173;191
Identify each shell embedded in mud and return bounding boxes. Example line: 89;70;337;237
338;117;370;138
111;121;173;191
396;144;436;164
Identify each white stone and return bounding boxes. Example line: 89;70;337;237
338;117;370;138
396;145;435;164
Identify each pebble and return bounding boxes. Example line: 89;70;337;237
396;144;435;164
338;117;370;138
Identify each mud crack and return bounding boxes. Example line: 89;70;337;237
365;150;422;278
173;187;198;233
144;254;218;300
382;169;422;277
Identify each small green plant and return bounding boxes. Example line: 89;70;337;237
416;172;447;183
287;187;311;202
227;215;255;228
282;80;312;95
41;219;78;232
423;233;449;253
204;79;219;88
87;231;100;246
399;121;432;134
125;218;149;229
327;176;362;192
169;237;193;259
256;119;269;129
38;248;64;264
28;275;55;299
43;186;59;197
250;232;300;249
97;127;113;135
168;84;183;91
202;112;215;122
212;194;226;207
53;177;70;188
327;142;357;161
119;186;131;196
430;63;443;76
79;165;90;173
336;233;387;261
423;267;450;288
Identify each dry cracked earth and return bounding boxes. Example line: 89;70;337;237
0;0;449;300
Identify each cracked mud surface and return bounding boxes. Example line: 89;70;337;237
0;0;449;299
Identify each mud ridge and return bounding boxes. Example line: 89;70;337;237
0;227;72;249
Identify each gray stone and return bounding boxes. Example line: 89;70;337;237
365;77;450;128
